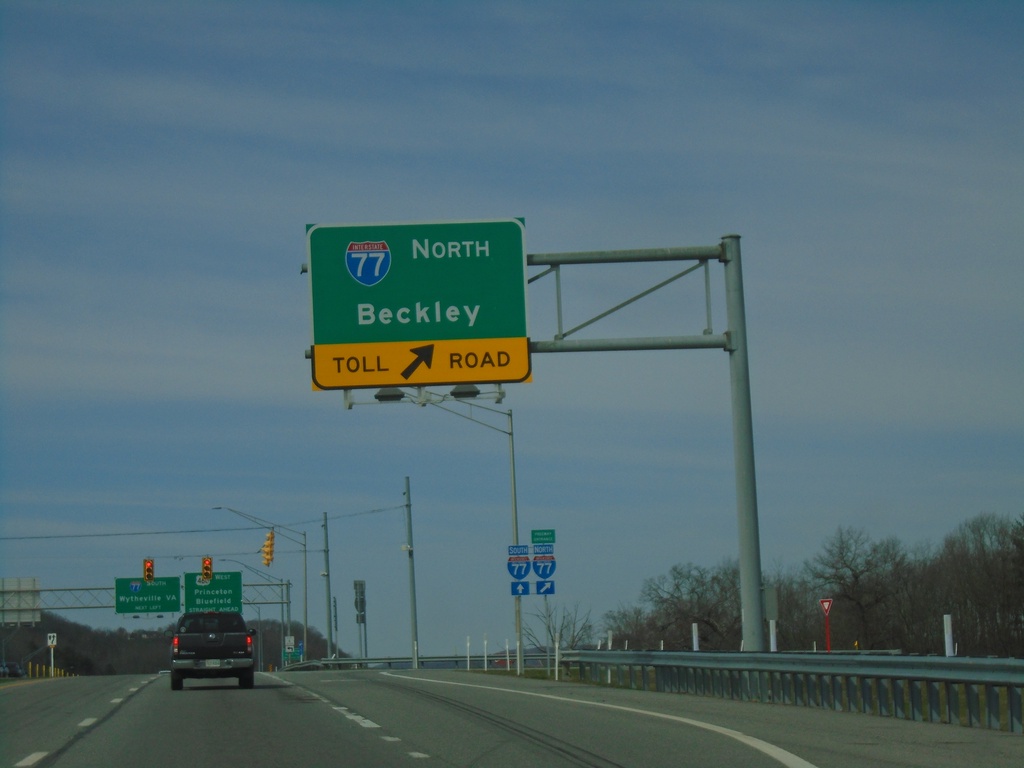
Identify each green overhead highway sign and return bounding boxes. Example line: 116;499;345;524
115;577;181;614
307;219;530;389
183;571;242;612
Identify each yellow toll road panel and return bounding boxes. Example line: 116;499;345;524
311;337;531;390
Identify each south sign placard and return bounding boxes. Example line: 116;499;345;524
307;219;531;389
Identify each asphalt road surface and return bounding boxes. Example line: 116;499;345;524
1;670;1020;767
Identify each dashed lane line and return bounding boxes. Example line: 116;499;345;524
265;674;428;758
15;678;154;766
14;752;49;767
333;705;381;728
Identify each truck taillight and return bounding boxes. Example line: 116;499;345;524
172;636;179;656
246;635;253;654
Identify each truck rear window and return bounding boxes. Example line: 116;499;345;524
178;614;247;633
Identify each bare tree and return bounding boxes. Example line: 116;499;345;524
934;514;1023;657
805;527;909;650
602;603;661;649
525;599;594;652
764;565;819;651
603;560;742;651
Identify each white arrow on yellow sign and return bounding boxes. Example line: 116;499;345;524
311;337;531;389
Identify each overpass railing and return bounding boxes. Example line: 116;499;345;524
561;649;1024;735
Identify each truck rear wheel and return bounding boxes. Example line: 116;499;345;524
171;671;183;691
239;669;254;689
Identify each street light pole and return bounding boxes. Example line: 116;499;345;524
223;558;285;669
426;395;524;675
505;408;524;676
214;506;309;662
345;385;525;674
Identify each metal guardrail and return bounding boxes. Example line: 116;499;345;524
561;649;1024;735
284;653;552;671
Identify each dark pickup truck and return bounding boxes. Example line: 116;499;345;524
170;611;255;690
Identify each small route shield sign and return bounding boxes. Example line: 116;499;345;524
507;556;530;580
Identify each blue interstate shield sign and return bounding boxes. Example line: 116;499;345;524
532;555;556;579
345;240;391;286
507;556;530;580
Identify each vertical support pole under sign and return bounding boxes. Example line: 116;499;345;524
721;234;766;652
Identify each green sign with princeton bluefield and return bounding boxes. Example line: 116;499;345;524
183;571;243;612
307;219;530;389
114;577;181;614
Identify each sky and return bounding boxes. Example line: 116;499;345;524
2;1;1022;659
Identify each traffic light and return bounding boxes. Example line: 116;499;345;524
143;558;155;582
261;531;275;566
201;556;213;580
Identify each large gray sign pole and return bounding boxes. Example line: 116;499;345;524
721;235;765;652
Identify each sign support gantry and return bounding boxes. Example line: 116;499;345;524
524;235;764;652
308;229;765;653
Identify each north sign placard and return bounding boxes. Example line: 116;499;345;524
307;219;530;389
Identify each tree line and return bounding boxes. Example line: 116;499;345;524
602;512;1024;658
5;512;1020;674
1;613;333;676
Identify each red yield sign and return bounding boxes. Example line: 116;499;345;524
819;598;834;652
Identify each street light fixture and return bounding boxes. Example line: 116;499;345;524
374;387;406;403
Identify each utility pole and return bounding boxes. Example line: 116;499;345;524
322;512;334;657
404;476;420;669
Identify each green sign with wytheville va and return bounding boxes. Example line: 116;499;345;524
307;219;531;389
114;577;181;614
183;571;243;612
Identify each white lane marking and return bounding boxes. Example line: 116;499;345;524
332;706;380;728
408;753;430;759
77;718;98;727
111;698;124;703
15;753;49;767
380;672;820;768
381;736;401;742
